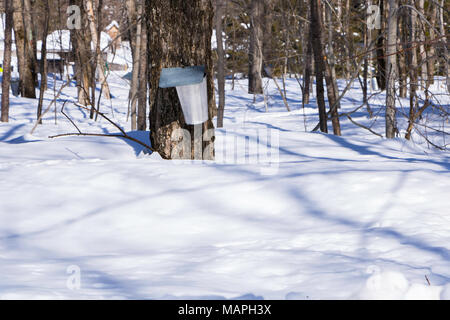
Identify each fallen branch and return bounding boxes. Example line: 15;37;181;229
49;132;155;152
49;102;155;153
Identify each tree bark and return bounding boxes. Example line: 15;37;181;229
84;0;111;101
439;0;450;93
22;0;38;87
129;0;142;130
70;0;93;106
398;13;407;98
310;0;328;133
325;3;341;135
302;15;312;105
418;0;428;90
426;3;437;88
262;0;273;69
216;0;226;128
405;0;418;140
126;0;138;59
148;0;215;160
248;0;263;94
12;0;36;98
385;0;398;138
376;0;386;91
137;11;148;131
344;0;351;79
1;0;13;122
37;0;50;124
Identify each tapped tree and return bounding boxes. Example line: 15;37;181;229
148;0;216;160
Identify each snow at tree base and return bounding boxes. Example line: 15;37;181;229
1;73;449;299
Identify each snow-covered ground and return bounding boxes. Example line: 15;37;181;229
0;73;449;299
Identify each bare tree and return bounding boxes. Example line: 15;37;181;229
302;6;313;106
71;0;93;106
426;3;437;89
310;0;327;133
23;0;38;86
1;0;13;122
439;0;449;93
418;0;428;90
84;0;111;101
324;2;341;135
216;0;226;127
37;0;50;124
12;0;36;98
385;0;398;138
405;0;419;141
137;8;148;131
376;0;386;91
248;0;263;94
127;0;141;130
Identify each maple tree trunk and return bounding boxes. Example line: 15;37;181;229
148;0;215;160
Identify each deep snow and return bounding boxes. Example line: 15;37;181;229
0;72;449;299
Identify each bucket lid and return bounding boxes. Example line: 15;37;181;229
159;66;205;88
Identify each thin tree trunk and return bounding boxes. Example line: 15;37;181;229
439;0;450;93
37;0;50;124
426;4;437;88
398;14;407;98
363;21;368;105
129;0;142;130
70;0;93;106
385;0;398;138
367;0;375;93
216;0;226;128
344;0;351;79
137;11;148;131
418;0;428;90
84;0;111;100
406;0;418;140
1;0;13;122
23;0;38;87
231;17;236;90
302;18;312;105
12;0;35;98
376;0;386;91
310;0;327;133
281;1;289;97
325;3;341;135
248;0;263;94
126;0;137;60
262;0;272;68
